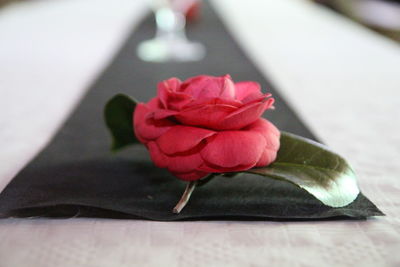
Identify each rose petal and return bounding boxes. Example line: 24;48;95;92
245;118;280;150
156;125;215;155
198;162;255;173
153;109;178;120
158;77;182;92
255;148;278;167
133;103;149;143
158;78;193;110
245;119;280;167
167;153;204;173
181;75;235;100
148;141;204;173
200;131;266;168
168;93;193;110
218;74;236;99
158;78;181;106
147;141;169;168
241;93;271;104
218;98;274;130
161;91;193;111
133;103;175;142
174;171;208;181
175;104;238;129
184;97;242;108
147;97;161;109
235;81;263;101
180;75;212;96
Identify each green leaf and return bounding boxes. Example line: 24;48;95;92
104;94;139;151
247;132;360;207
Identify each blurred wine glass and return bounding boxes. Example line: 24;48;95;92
137;0;206;62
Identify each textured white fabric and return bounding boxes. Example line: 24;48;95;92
1;0;400;266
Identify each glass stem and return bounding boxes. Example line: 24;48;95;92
155;7;186;41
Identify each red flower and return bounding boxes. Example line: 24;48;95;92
134;75;280;181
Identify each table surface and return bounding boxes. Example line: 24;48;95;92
1;0;400;266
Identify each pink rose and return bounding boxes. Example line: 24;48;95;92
133;75;280;181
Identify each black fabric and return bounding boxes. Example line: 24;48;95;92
0;1;382;220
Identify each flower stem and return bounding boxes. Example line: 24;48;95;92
173;181;197;214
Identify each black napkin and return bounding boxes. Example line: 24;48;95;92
0;1;382;220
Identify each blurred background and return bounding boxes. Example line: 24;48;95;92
316;0;400;42
1;0;399;42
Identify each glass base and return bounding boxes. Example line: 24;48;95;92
137;37;206;62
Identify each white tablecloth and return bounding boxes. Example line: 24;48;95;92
1;0;400;266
